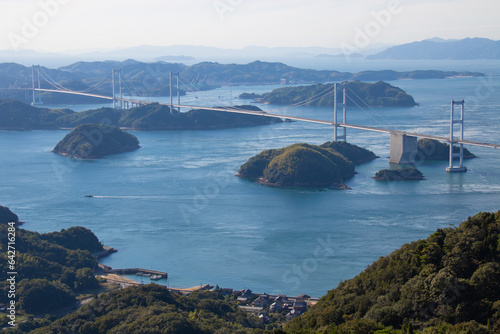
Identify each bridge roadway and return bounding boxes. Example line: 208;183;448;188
34;88;144;104
31;89;500;150
170;104;500;150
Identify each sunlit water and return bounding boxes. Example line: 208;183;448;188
1;61;499;297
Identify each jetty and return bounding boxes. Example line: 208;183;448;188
92;246;118;259
96;263;167;279
108;268;167;278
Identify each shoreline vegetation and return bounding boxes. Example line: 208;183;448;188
0;100;281;131
52;124;141;159
2;206;500;333
417;138;477;160
241;81;417;108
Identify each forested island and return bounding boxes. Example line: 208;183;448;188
374;167;425;181
238;142;376;188
0;100;281;131
417;139;476;161
52;124;141;159
242;81;417;107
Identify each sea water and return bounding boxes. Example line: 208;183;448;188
0;60;499;297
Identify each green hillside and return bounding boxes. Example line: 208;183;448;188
286;211;500;333
374;167;425;181
0;205;19;224
262;81;417;107
0;100;281;131
52;124;140;159
0;224;101;323
0;99;74;130
417;139;476;161
238;142;376;188
30;287;265;334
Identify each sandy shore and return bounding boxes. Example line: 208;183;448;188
98;273;212;292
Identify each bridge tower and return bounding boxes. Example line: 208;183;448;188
333;83;347;141
169;72;180;114
31;65;43;106
111;69;123;109
446;100;467;173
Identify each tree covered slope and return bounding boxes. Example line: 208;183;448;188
286;211;500;333
262;81;417;107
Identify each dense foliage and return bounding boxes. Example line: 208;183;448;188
0;100;281;130
239;93;263;100
417;139;476;161
373;167;424;181
42;226;104;253
52;124;140;159
0;205;18;224
264;145;355;187
238;147;286;179
238;143;365;187
118;104;281;130
320;141;378;165
286;211;500;333
262;81;417;107
0;225;100;315
0;99;74;130
29;285;265;334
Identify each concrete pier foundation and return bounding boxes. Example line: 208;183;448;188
389;133;418;164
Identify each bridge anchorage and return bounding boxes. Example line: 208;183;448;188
331;87;497;173
388;100;468;173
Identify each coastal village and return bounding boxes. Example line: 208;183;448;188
97;262;318;323
226;289;319;323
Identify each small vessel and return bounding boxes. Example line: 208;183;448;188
85;195;93;198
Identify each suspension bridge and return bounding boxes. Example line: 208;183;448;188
8;65;500;172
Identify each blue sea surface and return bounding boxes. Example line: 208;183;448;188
0;61;499;297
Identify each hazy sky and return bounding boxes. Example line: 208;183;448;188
1;0;499;52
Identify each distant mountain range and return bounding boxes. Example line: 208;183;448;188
0;60;484;105
0;38;497;68
0;44;390;68
368;38;500;60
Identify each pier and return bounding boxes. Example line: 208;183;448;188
107;268;168;278
96;263;167;279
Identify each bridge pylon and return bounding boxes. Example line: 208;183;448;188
31;65;43;106
170;72;180;114
111;69;123;109
446;100;467;173
333;83;346;142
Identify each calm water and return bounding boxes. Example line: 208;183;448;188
1;61;499;297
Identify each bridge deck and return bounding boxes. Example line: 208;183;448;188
29;89;500;150
170;104;500;150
